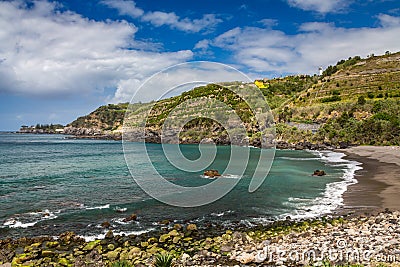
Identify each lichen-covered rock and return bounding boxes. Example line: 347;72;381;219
127;247;141;259
172;236;181;244
58;257;70;266
168;230;180;237
105;249;120;261
159;234;170;243
83;240;100;251
45;241;59;248
147;237;158;244
12;253;36;264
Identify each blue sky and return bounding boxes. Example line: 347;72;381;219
1;0;400;130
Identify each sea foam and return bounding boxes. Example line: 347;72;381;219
279;150;362;220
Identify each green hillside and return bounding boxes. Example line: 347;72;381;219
123;82;268;145
272;52;400;145
68;103;130;131
67;52;400;146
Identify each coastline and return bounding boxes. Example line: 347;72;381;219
341;146;400;214
2;145;400;266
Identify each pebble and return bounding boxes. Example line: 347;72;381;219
2;211;400;266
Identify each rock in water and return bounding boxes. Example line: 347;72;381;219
123;214;137;222
101;221;111;228
204;170;221;178
313;170;326;176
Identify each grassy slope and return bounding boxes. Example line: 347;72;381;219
68;103;130;131
68;52;400;145
123;82;261;143
272;52;400;145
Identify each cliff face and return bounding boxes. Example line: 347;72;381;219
62;52;400;147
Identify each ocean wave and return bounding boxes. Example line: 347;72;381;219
113;206;127;213
200;174;241;179
287;197;314;203
79;228;155;242
111;217;140;226
279;150;362;220
3;209;59;228
85;204;110;210
210;210;235;217
277;156;321;161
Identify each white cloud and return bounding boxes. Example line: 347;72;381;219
205;15;400;75
259;19;278;28
194;39;210;50
102;0;222;33
0;1;193;101
378;13;400;27
101;0;144;18
286;0;350;13
125;62;252;103
142;12;221;33
299;22;334;32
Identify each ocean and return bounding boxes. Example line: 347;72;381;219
0;133;361;240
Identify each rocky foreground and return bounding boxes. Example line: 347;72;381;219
1;210;400;267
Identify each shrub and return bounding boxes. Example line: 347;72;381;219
111;261;133;267
154;252;174;267
357;96;366;105
321;95;341;103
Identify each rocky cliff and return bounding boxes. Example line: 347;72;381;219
34;51;400;147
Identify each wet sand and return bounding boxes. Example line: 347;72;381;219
341;146;400;213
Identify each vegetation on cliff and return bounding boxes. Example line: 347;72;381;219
68;103;129;131
64;51;400;146
272;52;400;146
123;82;266;144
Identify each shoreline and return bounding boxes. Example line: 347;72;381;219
341;146;400;213
1;146;400;265
2;211;400;266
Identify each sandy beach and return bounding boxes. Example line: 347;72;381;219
342;146;400;212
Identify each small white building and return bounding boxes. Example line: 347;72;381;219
318;67;323;76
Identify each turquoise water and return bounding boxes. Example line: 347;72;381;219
0;133;360;239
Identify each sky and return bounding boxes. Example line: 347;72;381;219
1;0;400;130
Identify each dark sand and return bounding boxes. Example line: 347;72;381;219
341;146;400;214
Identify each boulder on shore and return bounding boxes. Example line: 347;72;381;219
204;170;221;178
313;170;326;176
